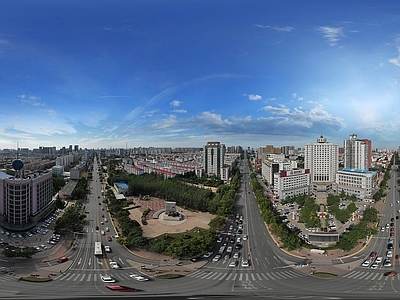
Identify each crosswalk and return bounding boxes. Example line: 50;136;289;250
45;269;306;283
341;270;399;281
186;269;304;281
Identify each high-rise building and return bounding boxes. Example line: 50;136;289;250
344;134;369;170
203;142;225;176
304;135;338;183
360;138;372;169
0;159;54;230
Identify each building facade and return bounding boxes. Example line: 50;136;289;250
0;161;54;231
305;135;338;183
273;168;311;200
344;134;369;170
203;142;225;177
335;168;375;200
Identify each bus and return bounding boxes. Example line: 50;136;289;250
94;242;103;257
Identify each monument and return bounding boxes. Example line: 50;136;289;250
163;201;182;221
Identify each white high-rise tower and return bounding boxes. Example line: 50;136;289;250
304;135;338;183
344;134;369;170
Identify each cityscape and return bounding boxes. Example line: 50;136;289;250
1;0;400;299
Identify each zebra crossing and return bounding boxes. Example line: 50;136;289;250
341;270;399;281
186;269;304;281
52;271;137;282
49;269;306;283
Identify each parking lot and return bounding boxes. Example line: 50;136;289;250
0;208;64;255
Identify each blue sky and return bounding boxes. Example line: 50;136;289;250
1;0;400;150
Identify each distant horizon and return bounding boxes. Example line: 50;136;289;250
1;1;400;150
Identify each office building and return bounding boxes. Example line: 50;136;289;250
203;142;225;177
344;134;369;170
304;135;338;198
0;159;54;231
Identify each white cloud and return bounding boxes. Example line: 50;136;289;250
260;104;345;128
170;100;181;107
389;46;400;67
47;109;57;117
19;94;44;106
247;94;262;101
255;25;294;32
192;111;233;127
317;26;344;46
172;109;187;113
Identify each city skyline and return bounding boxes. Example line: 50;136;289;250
1;1;400;150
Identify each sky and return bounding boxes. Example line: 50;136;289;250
1;0;400;151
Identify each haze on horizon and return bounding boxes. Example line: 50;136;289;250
1;0;400;150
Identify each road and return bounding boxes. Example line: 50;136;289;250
2;158;400;299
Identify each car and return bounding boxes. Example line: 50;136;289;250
110;261;119;269
369;251;377;258
129;274;149;281
384;259;392;267
390;232;395;237
95;226;99;231
391;218;395;222
384;271;398;277
226;246;233;253
57;257;68;263
387;250;393;258
388;237;394;243
243;235;248;241
212;254;221;262
370;263;379;269
105;227;110;232
202;251;213;258
101;275;116;283
375;256;383;264
362;260;371;267
241;260;249;267
101;230;105;235
104;245;111;253
390;227;395;232
233;252;240;259
236;237;241;243
216;236;223;243
229;260;237;267
105;285;138;292
235;244;242;250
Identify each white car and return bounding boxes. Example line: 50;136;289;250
202;251;213;258
212;255;221;262
387;250;393;258
375;256;383;264
229;260;237;267
129;274;149;281
109;261;119;269
104;246;111;253
243;235;248;241
241;260;249;267
233;252;240;259
226;246;233;253
370;263;378;269
384;259;392;267
101;230;105;235
361;260;371;267
101;275;116;283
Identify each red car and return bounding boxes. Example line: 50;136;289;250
57;256;68;263
107;236;112;241
384;271;398;277
105;285;138;292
